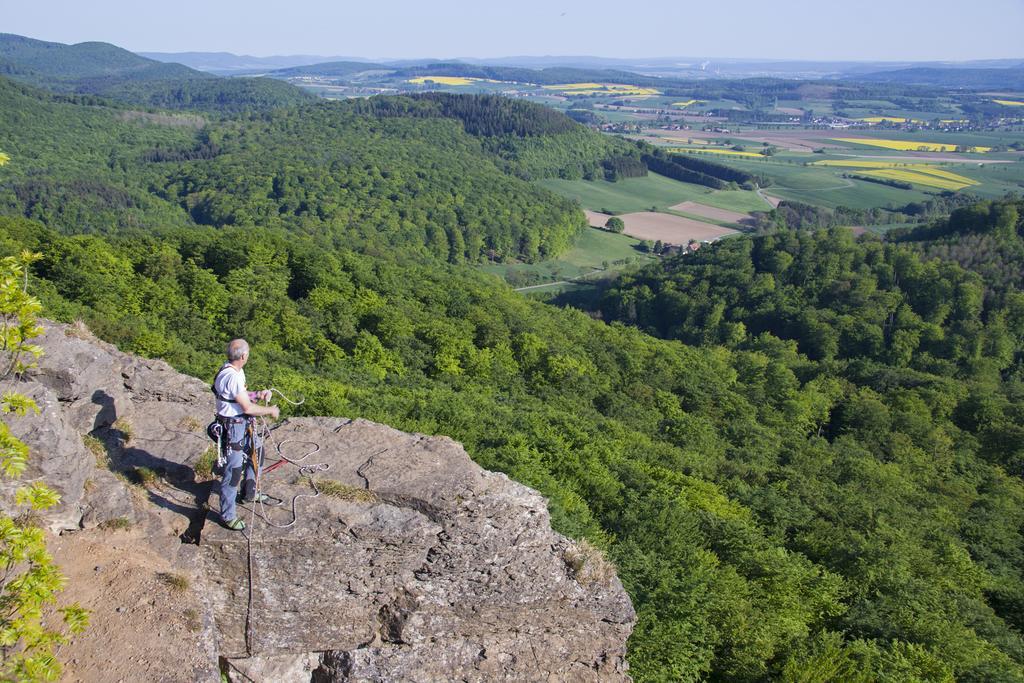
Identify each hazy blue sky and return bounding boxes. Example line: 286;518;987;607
4;0;1023;61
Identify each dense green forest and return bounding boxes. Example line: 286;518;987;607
3;64;1024;681
892;200;1024;303
597;205;1024;677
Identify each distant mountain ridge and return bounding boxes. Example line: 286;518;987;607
848;65;1024;89
138;51;374;75
267;60;390;78
0;33;311;112
139;49;1024;80
0;32;205;84
265;60;658;86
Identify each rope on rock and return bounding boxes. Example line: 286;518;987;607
239;407;328;656
252;427;329;529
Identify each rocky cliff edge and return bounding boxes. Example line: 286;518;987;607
0;321;635;682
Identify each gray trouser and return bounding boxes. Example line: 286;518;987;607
219;418;263;522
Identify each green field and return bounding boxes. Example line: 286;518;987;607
480;226;654;288
721;157;941;209
777;99;835;115
539;174;770;214
595;109;647;123
957;160;1024;197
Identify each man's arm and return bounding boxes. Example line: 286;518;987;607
235;390;280;419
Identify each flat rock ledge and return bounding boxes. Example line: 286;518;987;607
0;321;635;682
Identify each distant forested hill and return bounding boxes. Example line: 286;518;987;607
852;66;1024;89
266;60;388;77
0;76;616;262
0;33;310;112
0;32;206;86
344;93;640;179
85;76;312;113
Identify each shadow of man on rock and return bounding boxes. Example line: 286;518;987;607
91;389;214;543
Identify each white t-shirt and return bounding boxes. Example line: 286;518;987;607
214;363;247;418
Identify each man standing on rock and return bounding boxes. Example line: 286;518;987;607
212;338;279;531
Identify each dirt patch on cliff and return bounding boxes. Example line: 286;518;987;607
49;529;210;682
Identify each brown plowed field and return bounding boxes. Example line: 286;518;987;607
585;209;737;244
620;212;737;244
671;201;752;224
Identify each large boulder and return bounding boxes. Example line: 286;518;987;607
0;321;635;681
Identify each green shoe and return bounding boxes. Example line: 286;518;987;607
224;517;245;531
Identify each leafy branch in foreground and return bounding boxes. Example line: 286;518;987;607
0;252;87;682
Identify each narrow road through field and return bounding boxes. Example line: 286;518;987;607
514;280;573;292
817;176;857;191
755;186;778;208
513;268;605;292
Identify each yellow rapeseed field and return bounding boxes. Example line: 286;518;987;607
832;138;991;153
903;166;979;185
812;159;978;190
672;100;700;107
858;116;925;124
858;168;971;191
408;76;474;86
407;76;505;86
544;83;662;96
993;99;1024;107
544;82;603;90
672;148;766;158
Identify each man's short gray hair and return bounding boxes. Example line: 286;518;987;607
227;339;249;361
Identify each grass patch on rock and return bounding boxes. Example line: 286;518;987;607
312;478;378;503
563;539;616;586
98;517;132;531
156;572;189;592
194;446;218;481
